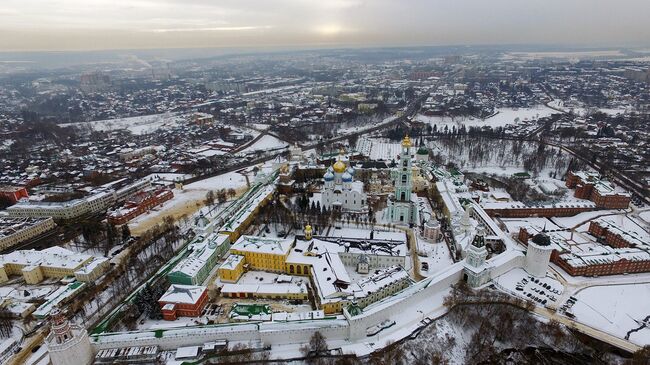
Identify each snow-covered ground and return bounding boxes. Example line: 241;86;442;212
240;134;288;154
570;283;650;346
62;112;187;135
427;137;573;179
416;235;455;276
183;171;247;191
418;240;454;276
128;171;249;234
550;210;624;229
145;173;194;183
337;115;398;135
547;99;629;117
639;210;650;224
416;105;557;129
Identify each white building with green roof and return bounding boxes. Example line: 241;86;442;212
167;234;230;285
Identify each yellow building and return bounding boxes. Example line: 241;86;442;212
323;301;344;315
220;232;411;315
229;236;292;272
0;217;56;252
219;184;275;243
220;282;308;300
0;246;109;284
218;254;245;283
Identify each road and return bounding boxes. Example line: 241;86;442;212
533;306;641;353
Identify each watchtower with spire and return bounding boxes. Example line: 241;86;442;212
463;227;490;288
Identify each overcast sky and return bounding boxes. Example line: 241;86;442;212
1;0;649;51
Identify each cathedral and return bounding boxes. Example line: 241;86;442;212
388;136;418;225
321;150;367;211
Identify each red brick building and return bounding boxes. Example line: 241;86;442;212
553;251;650;277
158;285;208;321
518;226;650;277
108;189;173;225
484;203;595;218
588;221;627;248
565;171;630;209
0;186;28;205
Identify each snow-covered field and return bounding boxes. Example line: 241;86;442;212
145;173;194;183
639;211;650;224
240;134;288;153
128;171;249;234
337;115;398;135
571;283;650;346
62;112;187;135
554;211;637;232
547;99;629;117
416;105;557;130
184;171;247;191
417;237;455;276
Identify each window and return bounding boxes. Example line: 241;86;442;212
402;175;407;183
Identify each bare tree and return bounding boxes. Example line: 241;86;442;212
204;190;216;206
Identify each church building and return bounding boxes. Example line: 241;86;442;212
321;150;367;212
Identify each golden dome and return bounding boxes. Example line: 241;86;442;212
333;159;346;173
401;135;412;148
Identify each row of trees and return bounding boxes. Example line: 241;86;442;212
204;188;237;207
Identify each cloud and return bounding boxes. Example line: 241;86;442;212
1;0;649;50
150;26;273;33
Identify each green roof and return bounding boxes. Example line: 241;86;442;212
346;303;363;317
230;303;272;316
